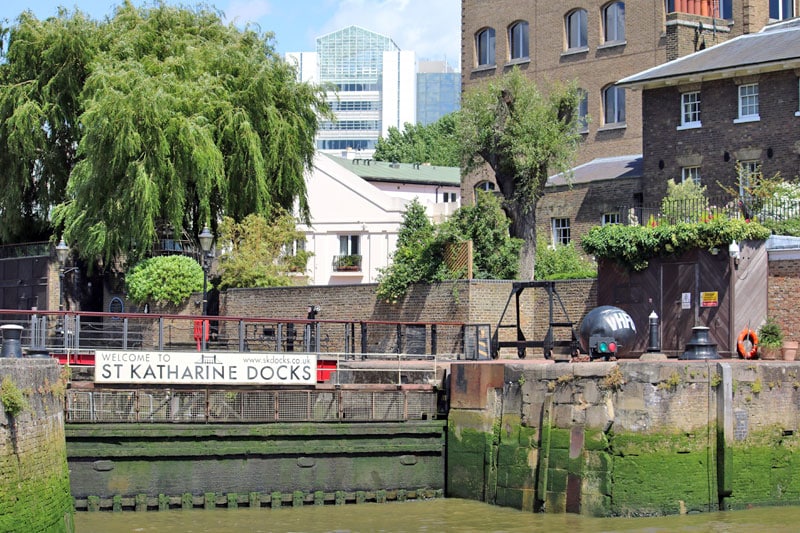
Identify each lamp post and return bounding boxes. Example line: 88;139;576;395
55;239;69;312
198;226;214;351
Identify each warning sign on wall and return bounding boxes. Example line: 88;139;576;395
700;291;719;308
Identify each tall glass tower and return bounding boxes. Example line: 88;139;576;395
287;26;417;156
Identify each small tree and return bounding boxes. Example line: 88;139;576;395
373;114;459;167
217;211;311;289
125;255;203;307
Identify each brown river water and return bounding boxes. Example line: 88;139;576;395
75;498;800;532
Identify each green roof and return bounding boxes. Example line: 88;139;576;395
323;154;461;186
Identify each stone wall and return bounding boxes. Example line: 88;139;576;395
0;359;73;532
448;359;800;517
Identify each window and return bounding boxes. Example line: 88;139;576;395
509;21;529;60
475;181;496;192
602;213;620;226
680;91;701;128
566;9;588;50
442;192;457;203
682;166;701;184
577;89;589;132
770;0;794;19
476;28;496;66
603;2;625;43
339;235;360;256
552;218;571;246
738;160;760;196
603;85;626;125
736;83;759;122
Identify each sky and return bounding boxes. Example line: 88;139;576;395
0;0;461;69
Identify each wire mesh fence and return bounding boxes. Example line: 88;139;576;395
65;388;439;424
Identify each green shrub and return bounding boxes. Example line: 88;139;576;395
125;255;204;306
1;376;27;416
534;237;596;280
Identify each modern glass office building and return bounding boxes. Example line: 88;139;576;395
287;26;417;155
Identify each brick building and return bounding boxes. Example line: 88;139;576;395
619;17;800;203
460;0;796;248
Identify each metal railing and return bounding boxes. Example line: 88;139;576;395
331;254;362;272
0;309;490;362
616;196;800;226
65;387;438;423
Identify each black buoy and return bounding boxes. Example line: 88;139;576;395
679;326;720;360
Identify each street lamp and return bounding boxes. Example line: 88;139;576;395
55;239;69;312
199;226;214;351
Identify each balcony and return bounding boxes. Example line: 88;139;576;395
332;254;362;272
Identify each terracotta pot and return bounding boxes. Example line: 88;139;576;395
782;341;799;361
761;346;780;360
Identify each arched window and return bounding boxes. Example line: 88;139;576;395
603;84;626;125
476;28;496;66
603;2;625;43
475;181;496;192
508;21;529;60
565;9;588;50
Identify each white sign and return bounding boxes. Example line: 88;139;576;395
682;292;691;310
94;350;317;385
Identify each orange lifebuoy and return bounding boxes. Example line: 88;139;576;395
737;328;758;359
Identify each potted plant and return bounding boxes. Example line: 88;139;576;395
758;318;783;360
783;337;799;361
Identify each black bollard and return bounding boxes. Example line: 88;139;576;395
0;325;24;358
647;311;661;352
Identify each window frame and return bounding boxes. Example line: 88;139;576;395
508;21;530;61
551;218;571;246
738;160;760;197
476;28;496;67
679;91;702;129
603;85;626;126
475;181;496;192
681;166;701;185
603;2;626;44
565;9;588;50
735;83;760;123
602;213;620;226
577;88;589;132
770;0;795;19
338;235;360;256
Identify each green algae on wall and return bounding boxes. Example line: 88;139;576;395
0;360;74;533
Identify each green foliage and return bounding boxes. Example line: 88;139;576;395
759;318;783;349
0;4;329;263
217;211;311;289
0;376;27;416
661;179;709;224
581;217;771;271
125;255;203;306
376;200;443;303
437;192;522;280
373;113;459;167
456;68;582;276
534;237;596;280
376;195;522;302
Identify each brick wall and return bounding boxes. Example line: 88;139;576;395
768;256;800;343
642;70;800;203
0;359;73;532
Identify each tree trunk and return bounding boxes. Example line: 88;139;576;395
504;198;538;280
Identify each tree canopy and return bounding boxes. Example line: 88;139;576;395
0;2;329;267
373;113;459;167
456;68;582;279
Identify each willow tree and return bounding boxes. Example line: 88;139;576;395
457;68;581;279
0;2;329;266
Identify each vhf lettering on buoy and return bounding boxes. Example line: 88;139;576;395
578;306;637;360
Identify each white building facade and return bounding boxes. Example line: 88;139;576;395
297;153;460;286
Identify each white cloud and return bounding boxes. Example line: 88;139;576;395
319;0;460;69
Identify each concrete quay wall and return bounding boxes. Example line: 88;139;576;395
0;359;73;532
447;359;800;517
